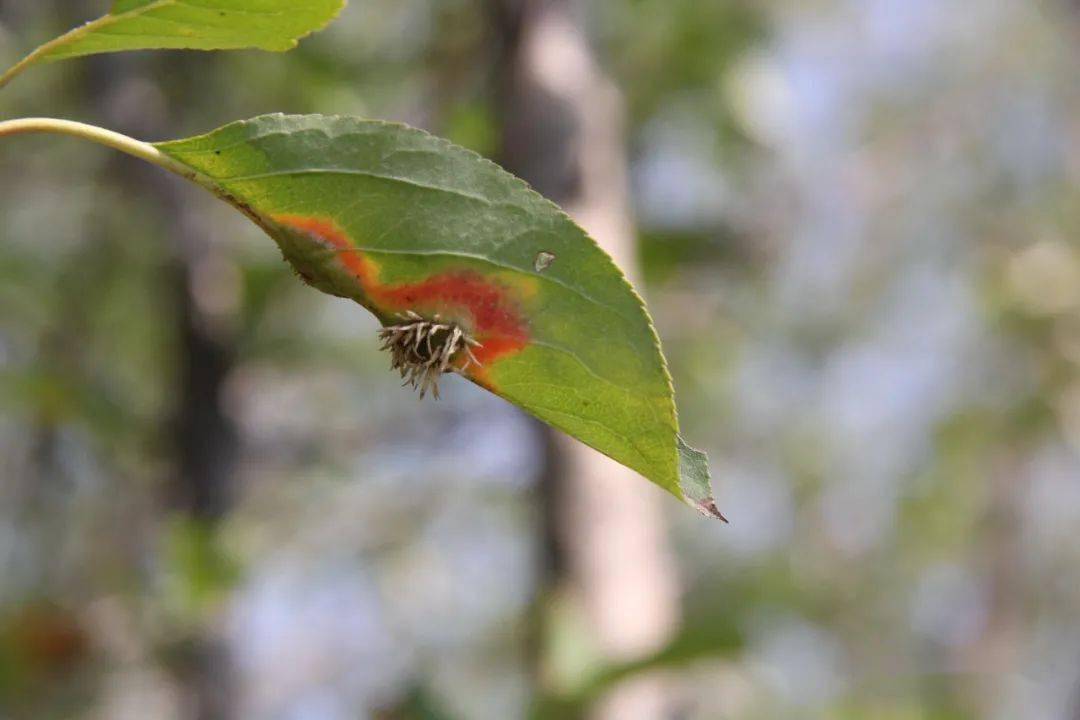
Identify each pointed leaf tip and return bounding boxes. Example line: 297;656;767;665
678;436;724;520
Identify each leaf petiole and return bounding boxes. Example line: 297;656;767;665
0;117;217;193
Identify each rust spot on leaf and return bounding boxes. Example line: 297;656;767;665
376;271;528;368
274;214;530;381
274;214;377;286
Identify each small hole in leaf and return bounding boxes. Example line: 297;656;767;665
534;251;555;272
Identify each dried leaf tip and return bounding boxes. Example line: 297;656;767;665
693;498;729;523
377;311;482;400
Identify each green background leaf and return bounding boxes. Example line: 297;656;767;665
154;113;718;516
0;0;345;87
52;0;344;58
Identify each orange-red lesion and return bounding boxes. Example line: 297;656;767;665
274;213;378;286
274;213;530;379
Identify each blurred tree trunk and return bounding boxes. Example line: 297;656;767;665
87;47;239;720
154;150;239;720
491;2;680;718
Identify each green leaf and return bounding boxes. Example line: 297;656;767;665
154;114;721;518
0;0;345;88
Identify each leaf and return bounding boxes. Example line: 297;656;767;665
154;114;721;518
0;0;345;88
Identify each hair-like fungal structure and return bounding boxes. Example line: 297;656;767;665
377;311;482;400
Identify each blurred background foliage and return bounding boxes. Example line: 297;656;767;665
1;0;1080;718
